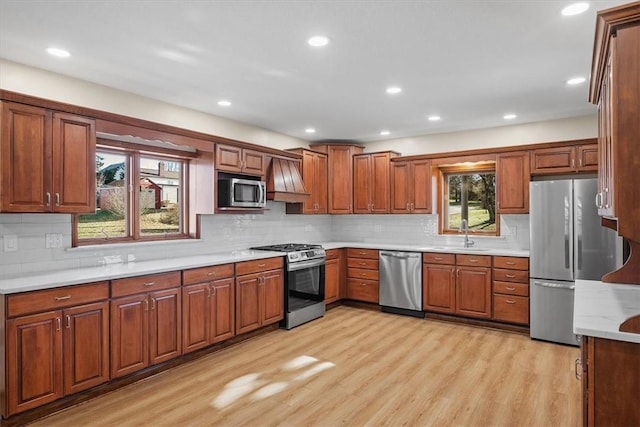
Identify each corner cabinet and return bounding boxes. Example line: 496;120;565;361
286;149;328;214
496;151;530;214
235;257;284;334
0;102;96;213
353;151;398;214
390;159;431;214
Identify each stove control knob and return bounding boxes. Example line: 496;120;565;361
289;253;299;260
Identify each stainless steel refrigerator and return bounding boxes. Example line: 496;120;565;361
529;178;621;346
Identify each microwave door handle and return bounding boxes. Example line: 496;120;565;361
258;183;265;206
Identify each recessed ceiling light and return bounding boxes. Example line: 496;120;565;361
46;47;70;58
305;128;316;134
503;113;517;120
217;100;231;107
386;86;402;95
427;115;441;121
307;36;330;47
567;76;586;85
561;2;589;16
379;130;390;136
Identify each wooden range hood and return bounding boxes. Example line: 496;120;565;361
266;157;310;203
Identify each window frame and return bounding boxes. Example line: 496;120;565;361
73;140;191;246
437;163;500;236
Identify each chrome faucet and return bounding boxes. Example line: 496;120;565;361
459;219;475;248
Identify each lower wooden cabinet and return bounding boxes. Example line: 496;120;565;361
235;258;284;335
324;249;343;303
4;283;109;417
492;256;530;325
346;248;379;303
423;263;456;313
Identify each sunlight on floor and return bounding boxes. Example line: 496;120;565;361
211;355;336;410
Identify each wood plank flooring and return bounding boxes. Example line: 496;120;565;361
30;306;581;426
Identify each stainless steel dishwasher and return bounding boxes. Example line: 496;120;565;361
379;251;424;318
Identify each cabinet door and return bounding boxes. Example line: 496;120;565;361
497;151;530;214
215;143;243;173
328;145;354;213
52;113;96;213
423;264;455;313
353;155;371;213
111;294;149;378
242;148;266;176
149;288;182;365
182;283;210;354
324;257;341;303
371;153;391;213
455;266;492;318
261;269;284;326
210;277;235;343
411;159;432;213
7;311;63;415
63;301;109;395
0;102;52;212
315;153;328;213
598;46;615;218
235;273;261;334
391;161;411;213
530;146;576;174
300;151;317;213
576;144;598;172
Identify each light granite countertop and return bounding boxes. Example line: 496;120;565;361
0;241;529;295
574;279;640;344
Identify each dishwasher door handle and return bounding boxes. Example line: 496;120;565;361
380;251;420;259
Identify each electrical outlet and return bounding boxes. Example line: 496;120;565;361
45;233;63;248
3;235;18;252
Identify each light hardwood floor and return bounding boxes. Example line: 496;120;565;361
31;306;581;426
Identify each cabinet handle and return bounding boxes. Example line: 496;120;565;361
359;262;367;266
595;192;603;209
207;287;212;297
359;252;366;255
360;273;367;277
406;203;410;211
211;286;216;296
144;299;149;312
505;261;516;265
434;257;443;261
54;295;71;301
46;192;51;206
360;283;367;286
571;158;575;168
506;274;516;278
575;358;582;380
505;286;516;291
579;158;582;168
151;298;155;310
411;203;414;211
56;317;61;331
469;259;478;263
258;263;266;268
144;281;156;287
207;272;217;276
55;193;60;206
66;315;71;329
505;299;516;304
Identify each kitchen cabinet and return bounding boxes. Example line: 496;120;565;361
346;248;379;303
215;143;266;177
310;143;364;214
285;149;328;214
235;257;284;335
110;272;182;378
496;151;530;214
324;249;343;304
390;159;432;214
4;282;109;417
0;101;96;213
182;264;235;354
353;151;398;214
530;142;598;175
492;256;529;325
423;253;491;319
589;4;640;284
579;336;640;427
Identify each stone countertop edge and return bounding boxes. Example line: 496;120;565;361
0;242;529;295
573;279;640;344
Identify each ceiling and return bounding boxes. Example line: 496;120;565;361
0;1;629;142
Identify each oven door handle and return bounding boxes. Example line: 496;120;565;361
288;258;326;272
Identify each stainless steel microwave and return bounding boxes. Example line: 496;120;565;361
218;177;266;208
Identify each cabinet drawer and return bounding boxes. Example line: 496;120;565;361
235;257;284;276
493;256;529;271
325;249;341;260
493;281;529;297
346;278;379;303
183;263;234;285
347;248;379;259
493;294;529;325
493;268;529;283
111;272;181;298
423;252;455;265
347;267;379;281
347;258;379;270
456;254;491;267
7;281;109;317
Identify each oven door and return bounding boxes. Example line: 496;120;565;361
287;258;325;302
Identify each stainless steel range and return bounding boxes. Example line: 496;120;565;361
251;243;326;329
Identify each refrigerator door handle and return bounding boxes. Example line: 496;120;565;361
564;196;571;269
576;196;583;271
533;280;575;290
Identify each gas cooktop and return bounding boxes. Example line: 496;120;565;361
251;243;323;252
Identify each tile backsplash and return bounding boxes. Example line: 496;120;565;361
0;204;529;278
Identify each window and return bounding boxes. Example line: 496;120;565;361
75;143;189;245
440;164;498;235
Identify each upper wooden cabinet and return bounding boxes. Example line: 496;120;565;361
496;151;530;214
390;159;431;214
530;142;598;175
0;102;96;213
286;149;327;214
353;151;398;214
310;143;364;214
215;143;266;177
